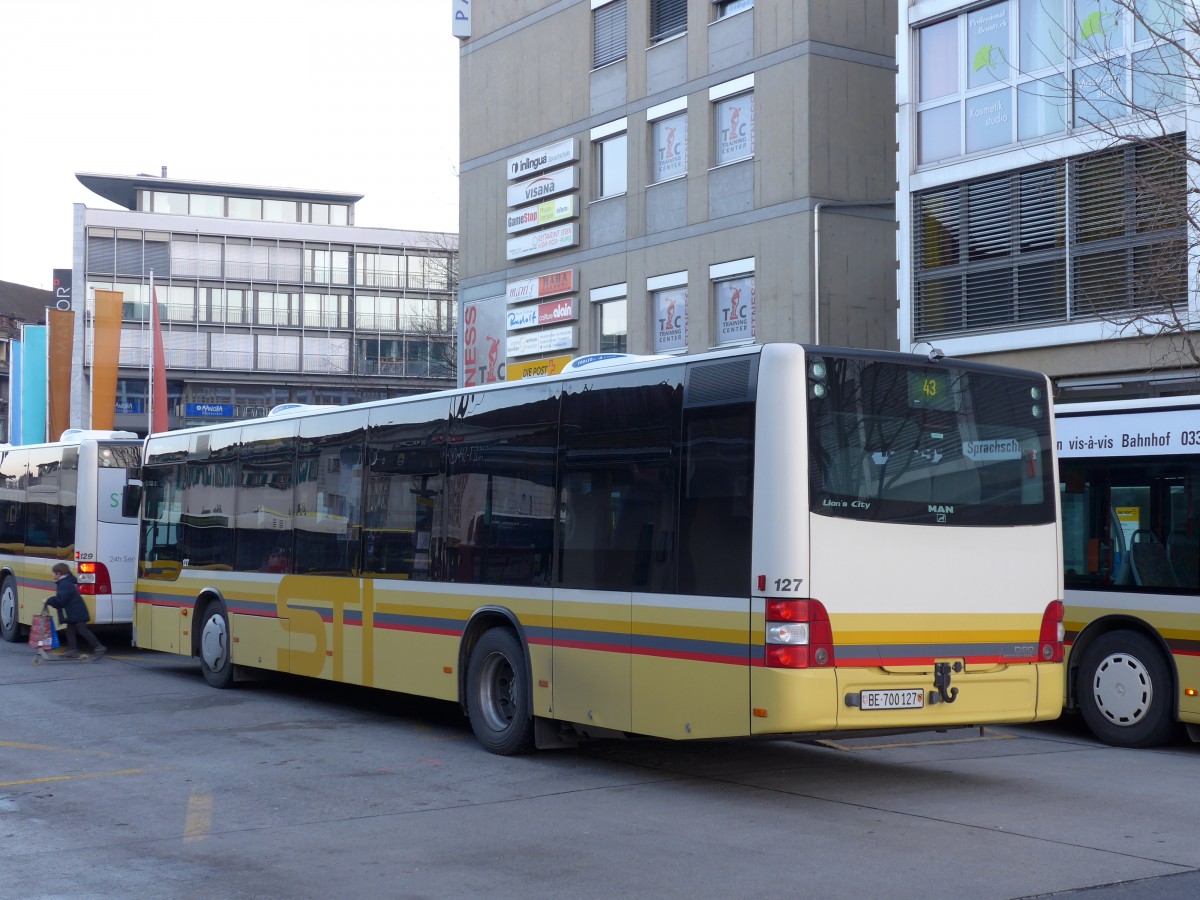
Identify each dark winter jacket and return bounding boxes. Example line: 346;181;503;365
46;573;90;624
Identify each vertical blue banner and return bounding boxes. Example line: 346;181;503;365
21;325;48;444
8;340;21;444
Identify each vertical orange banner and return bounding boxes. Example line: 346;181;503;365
91;290;123;431
47;308;74;441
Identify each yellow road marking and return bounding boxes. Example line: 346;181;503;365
184;791;213;844
0;768;148;788
0;740;112;756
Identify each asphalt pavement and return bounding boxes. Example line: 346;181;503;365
2;630;1199;899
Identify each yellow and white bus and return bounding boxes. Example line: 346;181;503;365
132;344;1063;753
1057;395;1200;747
0;430;143;643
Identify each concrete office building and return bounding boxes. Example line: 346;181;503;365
898;0;1195;400
71;172;457;434
454;1;898;384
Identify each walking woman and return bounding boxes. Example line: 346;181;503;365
44;562;106;658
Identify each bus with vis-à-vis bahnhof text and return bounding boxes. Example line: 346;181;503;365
1057;394;1200;748
0;430;142;644
128;343;1064;754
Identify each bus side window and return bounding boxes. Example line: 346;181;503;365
1168;531;1199;589
679;404;754;598
558;373;683;593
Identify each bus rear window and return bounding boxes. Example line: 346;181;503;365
99;444;141;469
808;356;1054;527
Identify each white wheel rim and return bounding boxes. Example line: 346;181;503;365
1092;652;1153;726
201;613;229;673
0;586;14;634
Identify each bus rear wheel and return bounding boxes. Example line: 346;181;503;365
0;576;21;643
1078;630;1177;748
199;604;234;689
466;628;535;755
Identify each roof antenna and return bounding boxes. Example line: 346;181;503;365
911;340;945;363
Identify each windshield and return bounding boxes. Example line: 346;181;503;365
808;355;1054;526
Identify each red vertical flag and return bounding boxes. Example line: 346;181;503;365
151;287;168;433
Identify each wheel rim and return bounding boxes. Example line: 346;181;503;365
1092;652;1154;726
0;585;15;635
477;651;518;733
201;612;229;673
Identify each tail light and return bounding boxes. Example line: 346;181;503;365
765;598;834;668
1039;600;1064;663
76;561;113;596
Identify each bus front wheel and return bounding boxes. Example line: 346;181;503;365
1078;630;1177;748
199;604;234;689
0;576;21;643
466;628;535;755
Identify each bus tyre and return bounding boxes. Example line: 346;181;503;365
1078;630;1176;748
199;604;234;689
0;577;20;643
466;628;535;755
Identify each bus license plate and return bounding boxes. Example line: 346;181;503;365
860;689;925;710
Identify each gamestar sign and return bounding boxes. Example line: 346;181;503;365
506;195;578;234
507;139;577;180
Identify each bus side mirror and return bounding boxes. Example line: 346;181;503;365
146;494;162;520
122;483;143;519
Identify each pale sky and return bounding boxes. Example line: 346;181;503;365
0;0;461;291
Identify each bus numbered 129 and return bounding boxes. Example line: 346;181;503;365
1057;395;1200;747
0;430;143;643
130;344;1064;754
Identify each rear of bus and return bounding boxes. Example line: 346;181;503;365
74;439;141;624
751;345;1063;736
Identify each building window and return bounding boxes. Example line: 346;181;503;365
189;194;224;217
211;333;253;370
593;0;627;68
227;243;269;281
649;273;688;353
152;192;189;214
256;291;299;326
714;92;754;165
651;0;686;43
164;285;196;323
302;336;350;374
170;238;221;279
591;283;627;352
306;248;331;284
714;0;753;19
228;197;262;220
358;252;406;289
711;258;755;346
911;135;1184;340
263;199;297;222
408;255;428;289
649;99;688;183
593;120;628;198
301;293;349;328
915;0;1185;165
212;289;247;324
